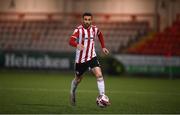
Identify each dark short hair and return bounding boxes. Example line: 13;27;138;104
82;12;92;18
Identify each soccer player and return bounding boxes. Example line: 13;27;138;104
69;12;109;106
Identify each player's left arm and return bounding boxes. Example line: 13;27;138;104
98;30;109;55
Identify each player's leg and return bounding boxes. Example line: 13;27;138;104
89;57;105;95
70;63;87;106
70;75;83;106
91;66;110;106
71;75;83;94
91;67;105;95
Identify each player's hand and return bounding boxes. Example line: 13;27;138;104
102;48;109;55
77;44;84;51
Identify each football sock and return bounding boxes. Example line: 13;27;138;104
71;79;78;94
97;77;105;95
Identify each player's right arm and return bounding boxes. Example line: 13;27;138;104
69;29;84;50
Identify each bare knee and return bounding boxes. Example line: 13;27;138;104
74;76;83;84
94;72;103;78
92;67;103;78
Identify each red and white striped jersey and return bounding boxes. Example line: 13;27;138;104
69;24;105;64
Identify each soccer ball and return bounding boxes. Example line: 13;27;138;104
96;94;110;108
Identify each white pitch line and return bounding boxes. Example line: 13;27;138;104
0;87;180;96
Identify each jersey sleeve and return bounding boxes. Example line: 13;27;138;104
97;29;105;48
69;29;79;47
72;29;79;39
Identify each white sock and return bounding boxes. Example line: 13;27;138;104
70;79;78;94
97;77;105;95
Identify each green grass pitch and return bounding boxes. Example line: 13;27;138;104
0;70;180;114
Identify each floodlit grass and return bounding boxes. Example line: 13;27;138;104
0;70;180;114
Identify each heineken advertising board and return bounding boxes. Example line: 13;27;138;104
0;51;74;70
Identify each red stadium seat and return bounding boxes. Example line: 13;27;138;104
126;19;180;56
